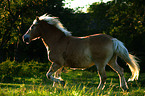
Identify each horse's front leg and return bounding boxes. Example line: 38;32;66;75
53;67;64;87
46;63;65;87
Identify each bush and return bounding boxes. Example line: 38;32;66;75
0;59;51;82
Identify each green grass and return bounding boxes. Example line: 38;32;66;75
0;70;145;96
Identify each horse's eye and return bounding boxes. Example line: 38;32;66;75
31;26;34;29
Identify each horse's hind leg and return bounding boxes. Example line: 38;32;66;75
96;63;107;90
108;55;128;91
46;63;65;87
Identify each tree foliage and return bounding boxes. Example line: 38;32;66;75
87;2;112;34
107;0;145;53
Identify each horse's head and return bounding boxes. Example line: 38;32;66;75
23;14;72;44
23;17;41;44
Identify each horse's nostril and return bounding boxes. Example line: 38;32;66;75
24;37;29;42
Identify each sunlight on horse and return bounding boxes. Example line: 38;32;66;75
22;14;140;91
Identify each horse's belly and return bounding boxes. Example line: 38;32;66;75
65;48;94;68
65;58;93;68
72;59;93;68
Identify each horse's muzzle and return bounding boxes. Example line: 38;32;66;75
23;35;30;44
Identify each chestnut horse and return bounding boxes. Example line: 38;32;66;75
23;14;140;91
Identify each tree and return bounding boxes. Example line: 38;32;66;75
108;0;145;53
0;0;73;61
87;2;112;34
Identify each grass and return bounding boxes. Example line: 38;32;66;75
0;69;145;96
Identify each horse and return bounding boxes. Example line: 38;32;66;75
22;14;140;91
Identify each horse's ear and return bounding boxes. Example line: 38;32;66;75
36;16;39;21
53;17;59;19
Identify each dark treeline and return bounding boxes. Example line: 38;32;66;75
0;0;145;71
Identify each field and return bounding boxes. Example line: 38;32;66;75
0;68;145;96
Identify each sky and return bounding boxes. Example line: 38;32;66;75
63;0;112;12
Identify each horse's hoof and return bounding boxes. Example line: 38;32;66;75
122;88;129;92
60;81;65;87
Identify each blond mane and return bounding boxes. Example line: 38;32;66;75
33;14;72;36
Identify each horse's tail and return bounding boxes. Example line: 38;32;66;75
112;38;140;81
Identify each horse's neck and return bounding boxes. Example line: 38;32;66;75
41;26;67;50
41;38;49;51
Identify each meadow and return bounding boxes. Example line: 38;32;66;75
0;60;145;96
